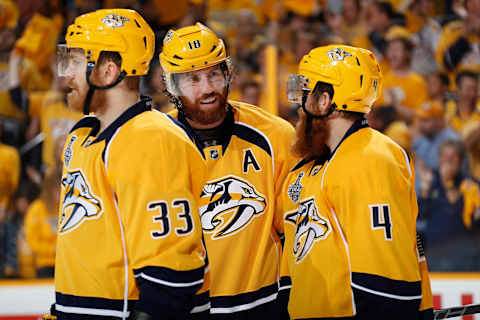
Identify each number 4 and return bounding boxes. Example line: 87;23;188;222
369;204;392;241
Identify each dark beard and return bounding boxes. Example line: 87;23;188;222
292;109;331;160
180;90;228;126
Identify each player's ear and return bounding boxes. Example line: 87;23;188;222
317;91;332;111
101;60;121;86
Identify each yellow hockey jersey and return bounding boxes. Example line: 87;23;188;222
169;100;297;316
280;119;433;318
55;97;206;319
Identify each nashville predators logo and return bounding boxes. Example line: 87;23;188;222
59;170;102;234
199;176;266;239
327;47;353;62
285;198;331;263
101;14;129;28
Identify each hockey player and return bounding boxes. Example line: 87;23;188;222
160;23;296;319
50;9;206;320
280;45;434;319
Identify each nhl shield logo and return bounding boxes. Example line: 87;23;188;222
209;149;219;160
288;172;304;204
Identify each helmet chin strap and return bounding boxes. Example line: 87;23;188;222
83;61;127;115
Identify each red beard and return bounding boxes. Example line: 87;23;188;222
292;108;331;159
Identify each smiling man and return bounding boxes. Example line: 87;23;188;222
50;9;207;320
160;23;297;319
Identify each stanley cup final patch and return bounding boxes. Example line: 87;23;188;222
288;172;304;204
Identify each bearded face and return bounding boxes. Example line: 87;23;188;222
292;108;331;160
176;64;229;128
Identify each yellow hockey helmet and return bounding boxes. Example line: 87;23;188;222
287;45;382;114
62;8;154;76
159;22;231;95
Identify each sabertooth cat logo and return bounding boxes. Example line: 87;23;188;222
59;170;102;233
101;14;129;28
285;198;331;263
199;176;266;239
326;47;353;62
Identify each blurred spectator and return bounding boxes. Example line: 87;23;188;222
24;167;60;278
376;26;429;122
426;71;452;108
417;139;480;271
143;59;173;113
0;120;20;223
240;80;262;106
446;71;480;135
9;51;82;177
436;0;480;74
464;123;480;183
0;119;20;278
405;0;441;75
366;105;398;132
413;101;460;180
351;1;399;63
342;0;366;44
3;179;38;278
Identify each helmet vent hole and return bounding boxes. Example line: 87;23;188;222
173;54;183;60
143;36;147;48
356;57;360;66
168;61;180;66
342;104;347;109
132;69;136;74
76;32;82;35
210;45;217;53
360;75;363;87
216;50;222;57
70;32;74;36
134;20;141;28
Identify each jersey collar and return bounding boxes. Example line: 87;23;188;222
90;96;152;144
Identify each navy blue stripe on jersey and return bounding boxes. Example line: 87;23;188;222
190;291;210;314
279;276;292;290
291;158;315;172
232;123;272;157
55;310;126;320
352;272;421;298
69;116;100;135
211;282;278;310
135;267;204;318
56;292;134;312
133;265;205;288
166;114;206;159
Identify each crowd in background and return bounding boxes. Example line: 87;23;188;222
0;0;480;278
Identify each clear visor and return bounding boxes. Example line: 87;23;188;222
56;44;86;77
166;64;228;98
287;74;310;104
